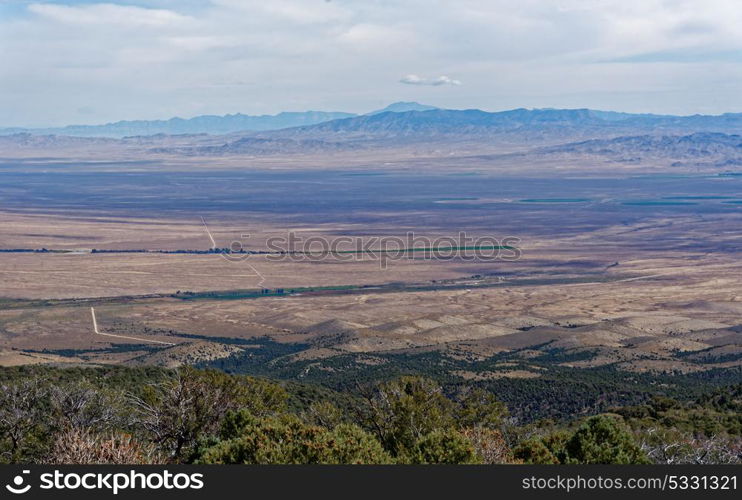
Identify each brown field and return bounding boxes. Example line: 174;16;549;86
1;204;740;376
1;144;740;380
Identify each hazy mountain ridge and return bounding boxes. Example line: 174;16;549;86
274;108;608;138
273;108;742;138
3;107;742;170
535;132;742;167
544;132;742;155
7;104;742;141
176;108;742;157
0;102;436;138
0;111;356;138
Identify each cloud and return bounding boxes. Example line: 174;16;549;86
400;74;462;86
605;49;742;64
28;3;193;28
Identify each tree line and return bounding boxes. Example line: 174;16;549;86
0;366;739;464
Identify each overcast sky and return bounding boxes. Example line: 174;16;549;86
1;0;741;127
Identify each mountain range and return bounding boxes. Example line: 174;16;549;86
167;107;742;156
2;103;742;172
533;132;742;167
4;102;741;140
275;108;742;138
0;111;355;138
0;102;436;138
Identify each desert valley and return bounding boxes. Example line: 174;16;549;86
0;105;740;421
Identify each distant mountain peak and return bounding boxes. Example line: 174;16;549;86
367;102;439;115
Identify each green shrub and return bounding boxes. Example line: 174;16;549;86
564;415;650;464
513;437;561;464
403;429;479;464
198;416;391;464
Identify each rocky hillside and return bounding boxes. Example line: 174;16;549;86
539;132;742;166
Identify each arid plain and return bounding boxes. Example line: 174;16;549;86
1;151;740;385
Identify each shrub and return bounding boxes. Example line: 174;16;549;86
564;415;650;464
361;376;455;455
461;427;514;464
46;429;162;465
198;416;391;464
402;429;479;464
513;437;560;464
130;368;287;460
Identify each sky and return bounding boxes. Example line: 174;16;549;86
1;0;741;127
